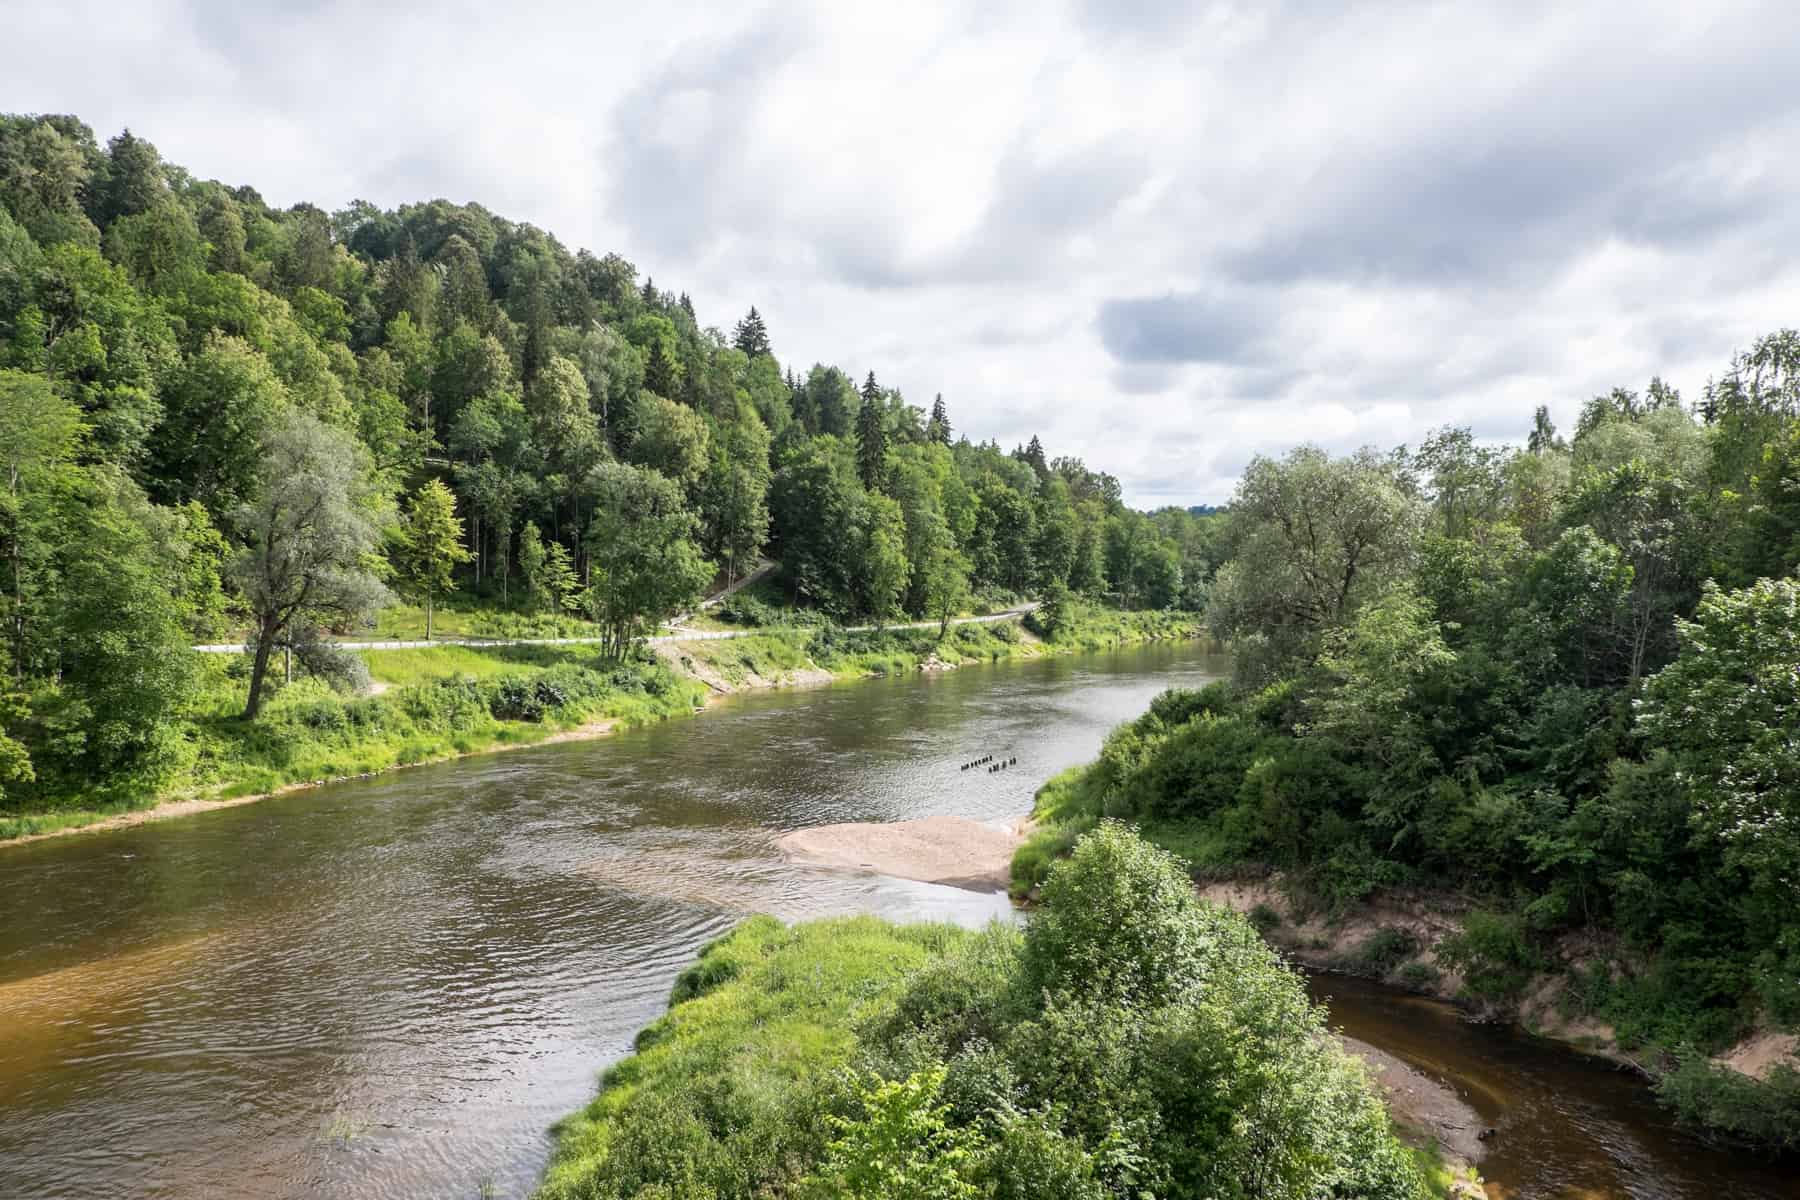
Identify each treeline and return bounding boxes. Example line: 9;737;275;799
539;825;1433;1200
1016;338;1800;1147
0;114;1216;809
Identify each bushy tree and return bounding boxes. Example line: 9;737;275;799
1638;578;1800;892
581;462;711;658
394;479;471;639
232;411;392;718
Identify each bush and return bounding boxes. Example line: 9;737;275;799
1396;961;1441;990
1437;910;1543;1002
1350;927;1420;976
1023;821;1246;1007
1655;1055;1800;1153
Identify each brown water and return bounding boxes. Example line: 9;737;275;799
1309;973;1797;1198
0;644;1793;1199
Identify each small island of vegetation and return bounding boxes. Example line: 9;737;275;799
538;824;1454;1200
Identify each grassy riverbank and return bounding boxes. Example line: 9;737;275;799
0;608;1204;845
538;825;1439;1199
0;645;708;842
1010;685;1800;1154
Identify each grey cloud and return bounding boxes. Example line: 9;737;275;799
1096;289;1276;365
1111;362;1177;394
603;20;803;262
1218;17;1800;289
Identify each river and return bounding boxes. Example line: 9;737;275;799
0;644;1793;1199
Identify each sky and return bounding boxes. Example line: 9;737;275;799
7;0;1800;506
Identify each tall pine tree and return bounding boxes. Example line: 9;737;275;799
927;393;952;445
733;306;771;358
644;341;679;400
1021;434;1049;479
856;372;888;492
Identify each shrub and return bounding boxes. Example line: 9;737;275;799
1655;1054;1800;1153
1396;961;1441;991
1023;821;1232;1007
1351;927;1420;976
1437;910;1543;1002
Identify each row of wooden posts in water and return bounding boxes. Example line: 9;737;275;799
960;754;1018;774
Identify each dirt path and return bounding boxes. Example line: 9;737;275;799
776;815;1026;893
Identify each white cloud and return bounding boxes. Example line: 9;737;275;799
5;0;1798;505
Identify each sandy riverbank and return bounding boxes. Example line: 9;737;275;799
777;815;1027;892
1345;1037;1488;1188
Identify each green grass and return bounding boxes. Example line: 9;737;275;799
1407;1141;1484;1199
536;914;969;1199
2;649;707;840
671;631;815;684
0;797;158;841
361;642;610;687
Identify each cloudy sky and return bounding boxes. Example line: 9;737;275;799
8;1;1800;505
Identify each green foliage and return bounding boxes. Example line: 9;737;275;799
1655;1055;1800;1153
797;1069;980;1200
1432;911;1544;1003
392;478;471;638
581;462;712;658
232;410;392;718
1023;821;1224;1007
1349;927;1420;976
1639;578;1800;891
540;828;1427;1200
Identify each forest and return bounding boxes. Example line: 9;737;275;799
0;114;1216;822
1013;343;1800;1147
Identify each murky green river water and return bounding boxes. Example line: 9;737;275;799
1;644;1793;1198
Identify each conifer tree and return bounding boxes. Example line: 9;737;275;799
927;393;952;445
1022;434;1049;479
856;373;888;492
639;275;657;308
644;341;679;400
733;306;771;358
541;540;579;613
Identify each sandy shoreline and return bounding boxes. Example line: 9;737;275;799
777;815;1027;893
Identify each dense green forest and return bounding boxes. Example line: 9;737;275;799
538;825;1442;1200
0;115;1217;821
1014;345;1800;1147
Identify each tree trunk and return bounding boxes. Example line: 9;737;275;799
425;593;434;640
243;621;277;720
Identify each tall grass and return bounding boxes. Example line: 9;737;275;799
2;648;707;840
537;915;969;1200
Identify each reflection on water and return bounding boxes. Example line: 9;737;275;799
3;645;1793;1200
1308;972;1799;1200
0;646;1223;1199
